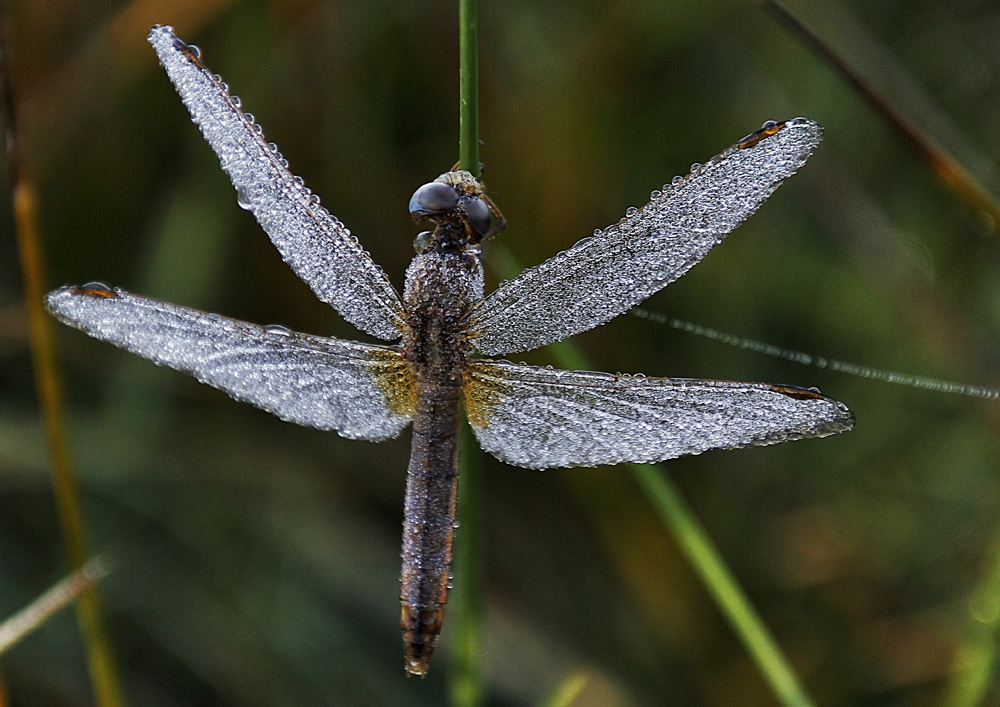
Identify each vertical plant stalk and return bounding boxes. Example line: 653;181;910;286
452;423;484;706
458;0;479;176
1;8;125;706
452;0;484;704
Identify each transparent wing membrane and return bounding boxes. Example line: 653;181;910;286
148;25;406;340
46;286;414;440
464;360;854;469
467;119;823;355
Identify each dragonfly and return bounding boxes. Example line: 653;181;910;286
46;25;854;676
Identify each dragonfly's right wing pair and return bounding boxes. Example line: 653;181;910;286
461;118;853;463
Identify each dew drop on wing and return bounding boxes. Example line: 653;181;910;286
81;281;113;293
761;119;778;130
236;187;252;210
625;206;638;216
650;189;662;199
672;175;683;186
187;44;201;59
264;324;292;336
231;95;241;108
690;162;702;172
244;112;255;124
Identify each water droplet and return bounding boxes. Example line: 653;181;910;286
761;119;778;130
81;281;112;292
264;324;292;336
650;189;662;199
236;187;252;210
625;206;638;217
188;44;201;59
593;228;602;237
231;95;241;109
293;176;305;187
253;124;264;135
308;194;321;206
245;112;255;124
690;162;702;172
672;175;683;186
413;231;433;253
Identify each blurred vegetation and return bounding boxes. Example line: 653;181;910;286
3;0;1000;704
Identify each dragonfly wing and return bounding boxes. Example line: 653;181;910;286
46;286;415;440
148;26;406;341
464;360;853;469
467;119;822;355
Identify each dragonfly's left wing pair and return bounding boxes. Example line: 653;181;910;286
46;286;414;441
148;26;407;342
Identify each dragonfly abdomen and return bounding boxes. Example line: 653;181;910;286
400;380;462;676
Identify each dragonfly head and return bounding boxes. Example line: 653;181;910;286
408;170;504;247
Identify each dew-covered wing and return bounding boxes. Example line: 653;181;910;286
148;25;405;341
463;360;853;469
46;285;415;440
467;119;823;356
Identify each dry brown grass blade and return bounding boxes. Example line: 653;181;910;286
0;559;109;655
764;0;1000;237
1;4;125;705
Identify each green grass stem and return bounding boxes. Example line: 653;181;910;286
452;1;484;704
942;520;1000;707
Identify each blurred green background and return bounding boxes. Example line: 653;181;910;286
3;0;1000;704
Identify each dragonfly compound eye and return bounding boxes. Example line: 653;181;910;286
409;182;460;218
465;196;491;236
